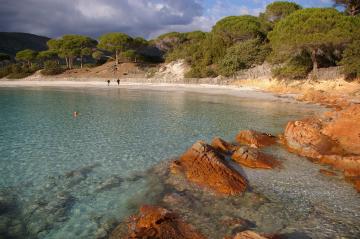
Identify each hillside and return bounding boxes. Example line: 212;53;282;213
0;32;50;57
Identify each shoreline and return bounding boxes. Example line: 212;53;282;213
0;80;294;102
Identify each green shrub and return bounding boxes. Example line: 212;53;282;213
340;40;360;79
6;64;36;79
185;65;217;78
0;65;12;78
30;63;41;72
41;61;65;75
218;38;270;76
272;52;312;80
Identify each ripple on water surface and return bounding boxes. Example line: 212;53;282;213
0;87;359;239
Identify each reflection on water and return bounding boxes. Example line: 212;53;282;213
0;87;359;239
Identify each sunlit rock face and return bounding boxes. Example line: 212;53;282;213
231;230;269;239
321;104;360;155
171;141;248;195
235;130;277;148
231;146;281;169
283;118;337;158
110;205;206;239
211;137;240;155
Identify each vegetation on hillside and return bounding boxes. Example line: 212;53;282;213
0;32;49;57
1;0;359;80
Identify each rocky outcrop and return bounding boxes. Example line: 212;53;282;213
319;155;360;177
153;60;190;81
112;205;206;239
283;118;339;158
231;146;280;169
297;90;350;109
235;130;276;148
211;137;239;154
171;141;248;195
321;105;360;155
283;104;360;192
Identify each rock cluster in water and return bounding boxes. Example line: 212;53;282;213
109;128;286;238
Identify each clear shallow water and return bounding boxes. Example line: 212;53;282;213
0;87;359;239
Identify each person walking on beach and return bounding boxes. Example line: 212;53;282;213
107;80;110;86
117;78;120;86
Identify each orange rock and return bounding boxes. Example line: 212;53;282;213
231;146;280;169
354;179;360;192
319;169;337;177
232;230;268;239
211;137;239;154
174;141;248;195
321;104;360;155
283;118;337;158
298;90;350;109
119;205;206;239
319;155;360;177
235;130;276;148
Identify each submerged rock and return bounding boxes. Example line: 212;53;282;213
211;137;239;154
65;163;101;187
231;146;280;169
96;176;123;192
65;163;100;178
171;141;247;195
25;191;75;236
111;205;206;239
235;130;276;148
0;191;16;214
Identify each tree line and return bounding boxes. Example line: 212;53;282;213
162;0;360;79
1;0;360;79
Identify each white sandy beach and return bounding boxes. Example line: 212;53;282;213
0;80;293;101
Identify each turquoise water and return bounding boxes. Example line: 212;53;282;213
0;87;359;239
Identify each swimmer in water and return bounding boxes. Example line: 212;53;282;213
73;111;79;117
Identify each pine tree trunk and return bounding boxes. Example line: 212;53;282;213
350;6;356;16
80;56;83;69
311;48;318;79
115;50;119;65
65;58;69;69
